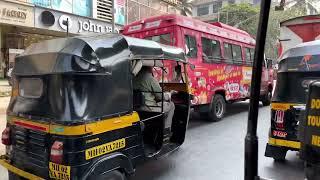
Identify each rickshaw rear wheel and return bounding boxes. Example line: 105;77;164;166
96;170;126;180
262;91;272;106
207;94;226;122
272;149;287;162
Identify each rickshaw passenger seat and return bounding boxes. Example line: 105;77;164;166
133;91;145;109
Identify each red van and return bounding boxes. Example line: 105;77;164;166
122;14;274;121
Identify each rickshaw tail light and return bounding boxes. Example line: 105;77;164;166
1;127;11;146
50;141;63;164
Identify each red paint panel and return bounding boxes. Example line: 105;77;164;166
14;121;48;132
288;24;320;42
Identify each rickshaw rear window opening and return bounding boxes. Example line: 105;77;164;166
145;34;173;46
19;78;43;98
273;72;320;104
278;55;320;72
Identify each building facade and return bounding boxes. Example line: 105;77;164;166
0;0;127;78
192;0;261;22
0;0;182;77
126;0;181;24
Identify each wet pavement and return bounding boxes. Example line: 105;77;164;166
129;102;304;180
0;101;305;180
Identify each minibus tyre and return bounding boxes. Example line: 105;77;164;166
208;94;226;122
262;91;272;106
97;170;126;180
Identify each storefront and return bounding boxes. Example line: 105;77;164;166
0;1;121;78
0;0;34;78
34;7;121;36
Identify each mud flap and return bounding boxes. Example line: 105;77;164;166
264;144;287;160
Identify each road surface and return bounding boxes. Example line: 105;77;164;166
129;102;304;180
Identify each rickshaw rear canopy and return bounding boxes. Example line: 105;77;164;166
278;40;320;73
14;34;186;75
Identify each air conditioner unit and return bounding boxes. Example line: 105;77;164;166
93;0;113;22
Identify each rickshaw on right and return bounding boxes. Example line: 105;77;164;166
265;40;320;161
298;41;320;179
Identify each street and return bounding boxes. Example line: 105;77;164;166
127;102;305;180
0;97;305;180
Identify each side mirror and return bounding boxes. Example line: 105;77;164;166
190;64;195;70
266;58;273;69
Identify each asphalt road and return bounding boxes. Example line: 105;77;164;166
0;102;305;180
129;102;305;180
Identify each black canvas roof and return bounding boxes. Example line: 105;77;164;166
14;34;186;75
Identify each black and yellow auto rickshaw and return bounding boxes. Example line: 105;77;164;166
264;41;320;161
300;80;320;180
0;34;191;179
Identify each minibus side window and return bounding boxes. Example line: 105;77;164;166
223;43;233;64
201;37;221;63
185;35;197;58
201;37;212;63
232;44;243;64
244;48;251;65
250;48;255;65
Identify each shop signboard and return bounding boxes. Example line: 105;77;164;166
35;7;121;35
0;1;34;27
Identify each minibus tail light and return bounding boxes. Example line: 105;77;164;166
1;127;11;145
50;141;63;164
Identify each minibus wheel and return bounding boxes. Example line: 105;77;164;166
208;94;226;122
97;170;126;180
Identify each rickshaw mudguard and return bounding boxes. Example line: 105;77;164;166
82;152;135;179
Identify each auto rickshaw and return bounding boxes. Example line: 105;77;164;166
300;80;320;180
0;34;191;179
263;41;320;161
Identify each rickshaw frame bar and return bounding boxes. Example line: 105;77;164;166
245;0;271;180
0;158;44;180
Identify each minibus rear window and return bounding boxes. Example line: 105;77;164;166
19;78;43;98
145;34;172;45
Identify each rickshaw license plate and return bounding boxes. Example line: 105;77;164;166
85;138;126;160
49;162;71;180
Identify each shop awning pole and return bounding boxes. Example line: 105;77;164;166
244;0;271;180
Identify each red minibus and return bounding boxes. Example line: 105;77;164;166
122;14;273;121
